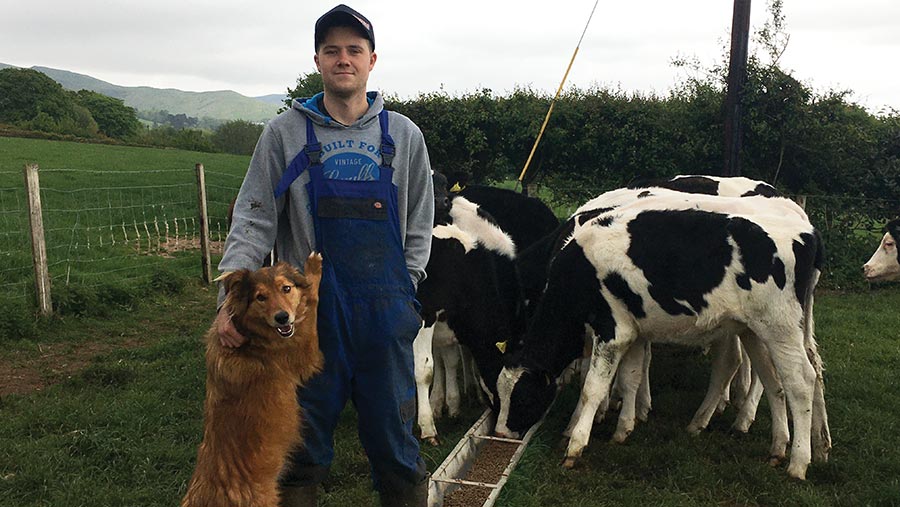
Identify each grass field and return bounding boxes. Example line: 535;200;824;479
1;281;898;506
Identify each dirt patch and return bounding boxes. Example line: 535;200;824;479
0;285;214;398
0;365;44;397
136;237;224;258
0;340;140;397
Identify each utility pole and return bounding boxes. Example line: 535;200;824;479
723;0;752;176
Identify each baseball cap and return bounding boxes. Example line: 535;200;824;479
315;4;375;51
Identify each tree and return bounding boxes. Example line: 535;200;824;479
282;71;324;111
0;68;100;137
74;90;141;139
168;113;196;130
54;103;99;137
138;109;200;129
212;120;264;155
0;68;71;124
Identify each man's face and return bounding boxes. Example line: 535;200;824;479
315;26;376;99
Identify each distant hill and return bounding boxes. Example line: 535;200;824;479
254;94;290;107
1;63;280;123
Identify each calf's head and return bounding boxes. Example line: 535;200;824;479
493;362;556;438
863;220;900;282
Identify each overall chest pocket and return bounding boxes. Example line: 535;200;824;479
317;196;388;221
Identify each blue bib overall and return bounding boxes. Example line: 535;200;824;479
277;111;426;492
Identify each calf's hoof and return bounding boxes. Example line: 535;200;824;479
730;420;753;434
767;454;785;467
636;409;650;423
611;429;632;444
422;436;440;447
786;463;808;481
561;457;579;469
686;423;705;436
813;429;832;463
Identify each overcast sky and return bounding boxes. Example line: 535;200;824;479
3;0;898;113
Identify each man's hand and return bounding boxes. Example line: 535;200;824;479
215;309;248;348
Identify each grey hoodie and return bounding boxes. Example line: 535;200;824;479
217;91;434;307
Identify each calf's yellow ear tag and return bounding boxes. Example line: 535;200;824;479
450;183;464;193
495;341;507;353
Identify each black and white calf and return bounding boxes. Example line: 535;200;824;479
495;193;830;480
413;194;522;444
863;219;900;282
413;175;560;443
515;177;785;436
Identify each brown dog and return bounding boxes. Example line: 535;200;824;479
181;254;324;507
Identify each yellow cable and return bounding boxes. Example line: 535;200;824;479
518;0;600;186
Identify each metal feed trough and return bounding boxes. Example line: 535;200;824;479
428;405;551;507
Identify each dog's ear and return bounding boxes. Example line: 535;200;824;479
217;269;251;297
275;262;309;289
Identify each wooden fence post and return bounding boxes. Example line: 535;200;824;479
23;164;52;316
195;163;212;284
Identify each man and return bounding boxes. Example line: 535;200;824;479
215;5;434;506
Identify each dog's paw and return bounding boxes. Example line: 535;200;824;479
305;252;323;274
303;253;323;292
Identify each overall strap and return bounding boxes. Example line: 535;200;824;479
378;110;395;168
274;116;321;199
303;115;322;165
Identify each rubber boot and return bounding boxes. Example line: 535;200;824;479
279;485;318;507
378;475;428;507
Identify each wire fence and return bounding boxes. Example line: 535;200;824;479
0;166;244;317
0;175;30;302
206;169;245;243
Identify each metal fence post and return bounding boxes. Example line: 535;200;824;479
195;163;212;284
23;164;52;316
